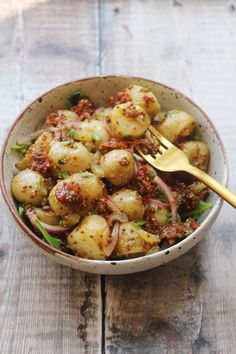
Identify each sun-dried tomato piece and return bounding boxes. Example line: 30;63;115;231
71;98;95;120
109;91;132;106
55;181;86;210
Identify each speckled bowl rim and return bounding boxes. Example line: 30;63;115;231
0;75;229;269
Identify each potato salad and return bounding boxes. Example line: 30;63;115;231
11;85;212;260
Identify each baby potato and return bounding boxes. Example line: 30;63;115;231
180;141;210;171
48;141;91;173
49;172;103;221
125;85;161;118
16;131;53;171
67;215;110;260
73;120;110;147
11;169;48;205
153;207;169;226
111;189;145;221
71;172;104;207
48;185;81;226
57;110;79;124
101;149;135;186
114;222;160;258
158;110;196;143
109;102;150;139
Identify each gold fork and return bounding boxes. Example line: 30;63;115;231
136;125;236;208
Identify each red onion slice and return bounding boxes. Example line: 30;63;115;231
105;222;119;257
146;198;169;208
17;129;45;145
106;213;128;227
146;166;177;221
26;209;71;235
106;196;123;214
101;118;113;137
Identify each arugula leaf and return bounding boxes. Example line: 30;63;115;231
147;171;155;181
18;205;25;219
34;218;62;249
134;220;146;228
12;142;32;155
58;170;70;179
66;90;82;109
68;129;76;139
181;200;213;220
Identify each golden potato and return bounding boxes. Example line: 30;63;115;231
101;149;135;186
111;189;145;221
125;84;161;118
48;141;91;173
73;120;110;147
67;215;111;260
11;169;48;205
180;140;210;171
158;110;196;143
114;222;160;257
71;172;103;207
48;185;81;226
109;102;150;139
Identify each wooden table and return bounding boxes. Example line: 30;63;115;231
1;1;236;353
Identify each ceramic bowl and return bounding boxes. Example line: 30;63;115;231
0;76;228;274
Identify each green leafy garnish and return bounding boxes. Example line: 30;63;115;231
181;200;213;220
134;220;146;228
58;170;70;179
68;129;76;139
147;171;155;180
12;142;32;155
18;205;25;219
66;90;82;109
34;218;62;249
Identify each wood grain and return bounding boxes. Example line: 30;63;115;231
1;1;236;353
100;1;236;353
0;1;101;353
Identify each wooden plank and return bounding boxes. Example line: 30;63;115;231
100;1;236;353
0;1;102;353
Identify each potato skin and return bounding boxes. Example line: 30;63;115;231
11;169;48;205
153;207;169;226
67;215;110;260
125;84;161;118
101;149;135;186
74;120;110;147
113;222;160;257
109;102;150;139
48;141;91;173
48;172;103;221
48;185;81;226
158;110;196;143
71;172;103;207
180;140;210;171
111;189;145;221
16;131;53;171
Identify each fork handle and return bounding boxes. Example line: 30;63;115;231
186;165;236;208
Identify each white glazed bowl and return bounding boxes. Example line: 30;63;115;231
0;76;228;274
